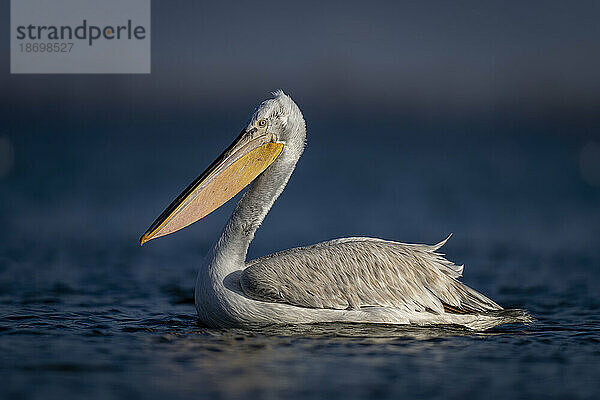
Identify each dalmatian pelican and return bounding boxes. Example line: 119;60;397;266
140;90;530;330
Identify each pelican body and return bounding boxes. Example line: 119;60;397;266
140;91;530;330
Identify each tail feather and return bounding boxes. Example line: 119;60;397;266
463;308;534;330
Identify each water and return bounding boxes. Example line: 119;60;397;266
1;113;599;399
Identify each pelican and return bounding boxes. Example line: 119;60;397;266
140;90;530;330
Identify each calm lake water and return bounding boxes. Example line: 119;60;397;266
1;114;599;399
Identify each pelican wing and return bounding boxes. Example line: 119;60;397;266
240;236;502;314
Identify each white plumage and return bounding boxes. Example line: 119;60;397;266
240;236;497;313
143;90;531;330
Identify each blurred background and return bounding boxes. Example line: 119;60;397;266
1;0;599;251
1;1;600;399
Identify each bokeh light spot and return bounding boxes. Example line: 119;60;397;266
0;136;15;179
580;141;600;187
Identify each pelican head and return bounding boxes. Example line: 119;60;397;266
140;90;306;245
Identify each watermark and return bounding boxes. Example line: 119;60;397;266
10;0;150;74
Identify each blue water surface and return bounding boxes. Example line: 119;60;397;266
1;113;599;399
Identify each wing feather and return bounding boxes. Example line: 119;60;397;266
240;237;501;314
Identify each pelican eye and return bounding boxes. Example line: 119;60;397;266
257;119;267;128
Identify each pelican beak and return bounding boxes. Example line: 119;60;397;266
139;129;283;245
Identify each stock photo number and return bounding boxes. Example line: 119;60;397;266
19;42;74;53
